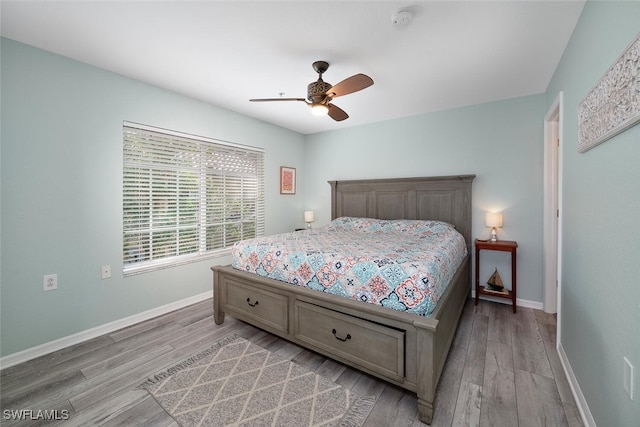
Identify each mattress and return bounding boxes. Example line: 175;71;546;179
231;217;467;317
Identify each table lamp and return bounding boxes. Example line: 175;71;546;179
304;211;315;230
485;212;503;242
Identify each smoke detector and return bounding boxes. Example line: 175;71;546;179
392;10;413;29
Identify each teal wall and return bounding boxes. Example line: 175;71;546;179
545;1;640;425
304;95;546;304
0;38;305;356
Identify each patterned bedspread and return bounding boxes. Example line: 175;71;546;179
231;217;467;317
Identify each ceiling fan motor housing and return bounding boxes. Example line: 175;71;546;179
307;80;333;103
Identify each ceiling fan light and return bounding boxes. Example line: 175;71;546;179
310;103;329;116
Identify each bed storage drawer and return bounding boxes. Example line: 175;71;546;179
294;301;405;382
224;280;288;333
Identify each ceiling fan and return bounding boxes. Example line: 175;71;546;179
249;61;373;121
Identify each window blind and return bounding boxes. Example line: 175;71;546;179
123;122;264;275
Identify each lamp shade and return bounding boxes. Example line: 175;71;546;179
485;212;503;228
304;211;315;223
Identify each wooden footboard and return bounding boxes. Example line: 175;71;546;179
212;255;469;424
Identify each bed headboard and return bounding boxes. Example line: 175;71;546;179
329;175;475;247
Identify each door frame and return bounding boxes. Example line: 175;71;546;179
543;92;563;345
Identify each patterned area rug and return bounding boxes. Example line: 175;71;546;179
140;334;375;426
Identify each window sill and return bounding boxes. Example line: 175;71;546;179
123;249;232;277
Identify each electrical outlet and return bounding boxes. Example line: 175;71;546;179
101;265;112;280
624;357;635;400
43;274;58;291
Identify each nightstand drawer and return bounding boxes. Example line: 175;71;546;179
225;280;288;333
294;300;405;382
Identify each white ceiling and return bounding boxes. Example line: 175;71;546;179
1;1;585;135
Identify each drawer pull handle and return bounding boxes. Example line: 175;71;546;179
332;328;351;342
246;298;259;307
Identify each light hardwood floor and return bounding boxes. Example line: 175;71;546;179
1;298;583;426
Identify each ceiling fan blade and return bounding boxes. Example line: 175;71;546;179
326;74;373;98
327;103;349;121
249;98;306;102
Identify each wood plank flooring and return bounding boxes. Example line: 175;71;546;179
0;298;583;426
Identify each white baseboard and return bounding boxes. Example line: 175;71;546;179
557;342;596;427
471;291;544;310
0;291;213;370
516;298;544;310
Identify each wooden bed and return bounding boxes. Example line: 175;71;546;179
212;175;475;424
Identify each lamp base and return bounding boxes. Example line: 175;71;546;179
306;222;312;230
489;227;498;242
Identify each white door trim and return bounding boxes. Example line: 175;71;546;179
543;92;563;346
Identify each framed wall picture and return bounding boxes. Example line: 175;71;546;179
280;166;296;194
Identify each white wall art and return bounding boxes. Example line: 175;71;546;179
578;33;640;153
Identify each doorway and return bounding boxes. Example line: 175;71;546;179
543;92;563;344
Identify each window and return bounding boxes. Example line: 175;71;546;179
123;122;264;275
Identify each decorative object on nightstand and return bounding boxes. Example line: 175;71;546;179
485;211;503;242
475;239;518;313
485;268;508;296
486;268;504;291
304;211;314;230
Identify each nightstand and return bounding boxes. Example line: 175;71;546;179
474;239;518;313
